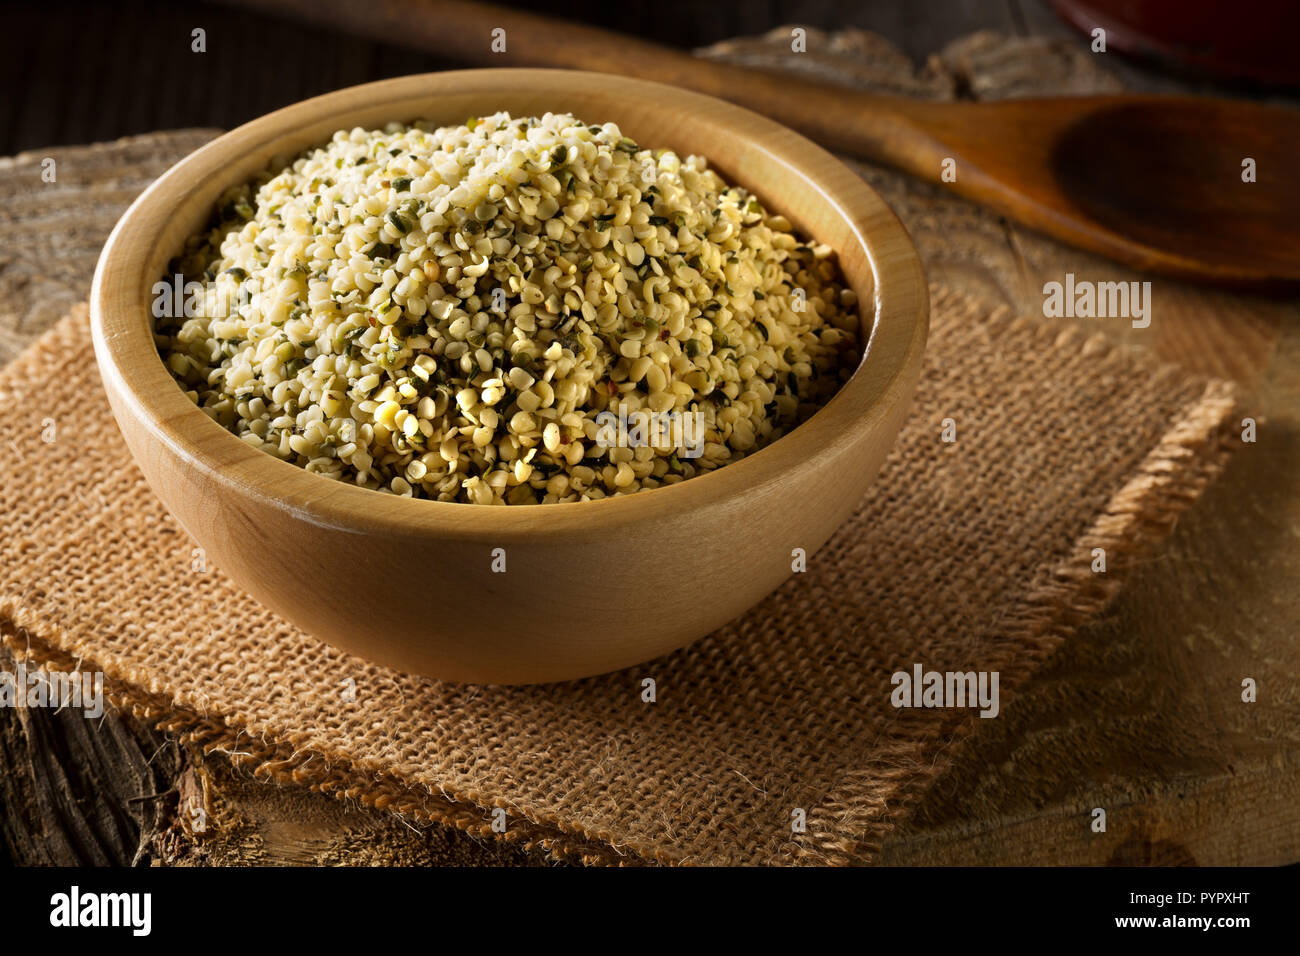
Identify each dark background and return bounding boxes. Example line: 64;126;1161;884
0;0;1265;156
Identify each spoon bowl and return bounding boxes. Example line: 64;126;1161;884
889;94;1300;285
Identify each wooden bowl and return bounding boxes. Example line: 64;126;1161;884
90;70;929;684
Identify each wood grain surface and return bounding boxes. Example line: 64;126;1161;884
0;0;1265;158
2;20;1296;866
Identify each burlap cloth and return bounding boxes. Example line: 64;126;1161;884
0;31;1245;866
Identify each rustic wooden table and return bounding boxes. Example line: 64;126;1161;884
2;0;1296;866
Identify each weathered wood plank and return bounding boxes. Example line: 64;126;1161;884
0;646;181;866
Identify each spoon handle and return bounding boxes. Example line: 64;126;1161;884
225;0;948;178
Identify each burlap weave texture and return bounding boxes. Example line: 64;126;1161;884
0;285;1238;865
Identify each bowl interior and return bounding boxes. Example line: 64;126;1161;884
93;69;928;539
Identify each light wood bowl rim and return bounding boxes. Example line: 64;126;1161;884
91;68;928;540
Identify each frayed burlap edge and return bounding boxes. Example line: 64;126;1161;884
1;293;1244;867
0;617;641;866
787;299;1244;866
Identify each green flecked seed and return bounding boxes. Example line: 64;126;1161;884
157;113;859;506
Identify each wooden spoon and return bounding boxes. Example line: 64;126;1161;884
228;0;1300;286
